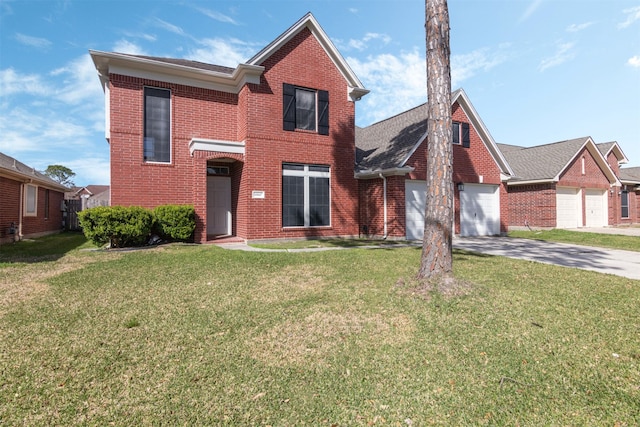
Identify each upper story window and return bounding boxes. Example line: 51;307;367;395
144;87;171;163
283;83;329;135
621;190;629;218
452;122;470;148
24;184;37;217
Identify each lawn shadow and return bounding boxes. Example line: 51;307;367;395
0;232;88;265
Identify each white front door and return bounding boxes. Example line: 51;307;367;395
207;176;231;236
405;180;427;240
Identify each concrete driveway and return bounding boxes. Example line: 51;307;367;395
453;236;640;281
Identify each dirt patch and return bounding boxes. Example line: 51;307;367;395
250;311;415;367
255;265;329;303
0;252;121;316
396;275;476;300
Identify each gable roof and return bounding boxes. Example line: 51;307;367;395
247;12;369;101
0;152;69;192
497;137;620;186
597;141;629;164
355;88;513;177
90;13;367;99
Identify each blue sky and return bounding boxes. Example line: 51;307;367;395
1;0;639;186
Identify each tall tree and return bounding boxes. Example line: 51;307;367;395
418;0;453;280
44;165;76;187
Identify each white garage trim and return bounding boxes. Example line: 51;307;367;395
585;189;607;227
556;187;581;229
459;184;500;236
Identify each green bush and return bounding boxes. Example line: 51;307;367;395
78;206;154;248
153;205;196;242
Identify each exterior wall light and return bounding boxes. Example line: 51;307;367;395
457;183;464;191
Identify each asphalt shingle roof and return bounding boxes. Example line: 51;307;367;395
497;137;590;181
0;152;69;191
619;167;640;183
120;53;236;75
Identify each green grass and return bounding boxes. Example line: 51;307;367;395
0;232;92;266
1;235;638;425
509;229;640;252
251;237;413;250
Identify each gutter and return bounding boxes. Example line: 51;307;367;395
354;166;414;179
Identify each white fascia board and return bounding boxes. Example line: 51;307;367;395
247;13;368;98
452;89;515;177
507;178;557;186
354;167;414;179
90;50;263;94
189;138;245;155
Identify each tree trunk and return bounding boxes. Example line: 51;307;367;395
418;0;453;280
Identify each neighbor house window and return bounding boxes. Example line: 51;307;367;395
282;163;330;227
24;184;37;217
621;190;629;218
144;87;171;163
452;122;470;147
283;83;329;135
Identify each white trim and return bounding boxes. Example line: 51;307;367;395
104;82;110;141
247;13;369;102
355;166;414;179
189;138;246;155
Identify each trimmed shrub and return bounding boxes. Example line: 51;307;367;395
153;205;196;242
79;206;154;248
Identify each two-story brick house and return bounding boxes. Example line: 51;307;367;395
91;13;369;243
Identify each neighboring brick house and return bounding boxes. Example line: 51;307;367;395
91;13;369;243
498;137;621;229
356;89;514;238
66;185;110;209
597;142;640;225
0;152;68;244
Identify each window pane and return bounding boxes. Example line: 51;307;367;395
26;185;36;214
283;163;305;171
309;177;330;226
295;88;316;131
309;165;329;173
144;88;171;162
283;176;304;227
621;191;629;218
452;122;460;144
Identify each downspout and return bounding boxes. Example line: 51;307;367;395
18;183;24;242
379;173;388;239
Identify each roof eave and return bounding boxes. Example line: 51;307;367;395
90;50;264;94
355;166;414;179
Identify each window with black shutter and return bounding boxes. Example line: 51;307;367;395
452;122;470;148
282;83;329;135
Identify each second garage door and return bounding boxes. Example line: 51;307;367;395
556;187;581;229
585;189;607;227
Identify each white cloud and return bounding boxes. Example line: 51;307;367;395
538;42;575;72
122;31;157;42
0;68;49;97
51;55;104;106
154;18;185;36
187;38;259;67
15;33;52;49
519;0;544;23
196;7;239;25
349;8;358;14
566;22;593;33
451;47;509;87
628;56;640;68
618;6;640;29
346;33;392;51
113;40;147;55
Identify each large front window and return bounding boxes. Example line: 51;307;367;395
282;163;330;227
144;87;171;163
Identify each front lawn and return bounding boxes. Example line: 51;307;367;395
1;236;638;425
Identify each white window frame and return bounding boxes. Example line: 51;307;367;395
24;184;37;217
282;164;331;228
621;190;629;219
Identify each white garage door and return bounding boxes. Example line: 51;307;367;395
460;184;500;236
585;189;607;227
405;180;426;241
556;187;581;229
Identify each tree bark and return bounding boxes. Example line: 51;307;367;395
418;0;453;280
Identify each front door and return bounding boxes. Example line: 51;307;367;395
207;176;231;236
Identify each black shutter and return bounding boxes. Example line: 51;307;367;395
283;83;296;131
462;122;470;148
317;90;329;135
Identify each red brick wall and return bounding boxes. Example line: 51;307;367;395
506;183;557;228
0;177;64;244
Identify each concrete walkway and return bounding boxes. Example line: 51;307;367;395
218;237;640;281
